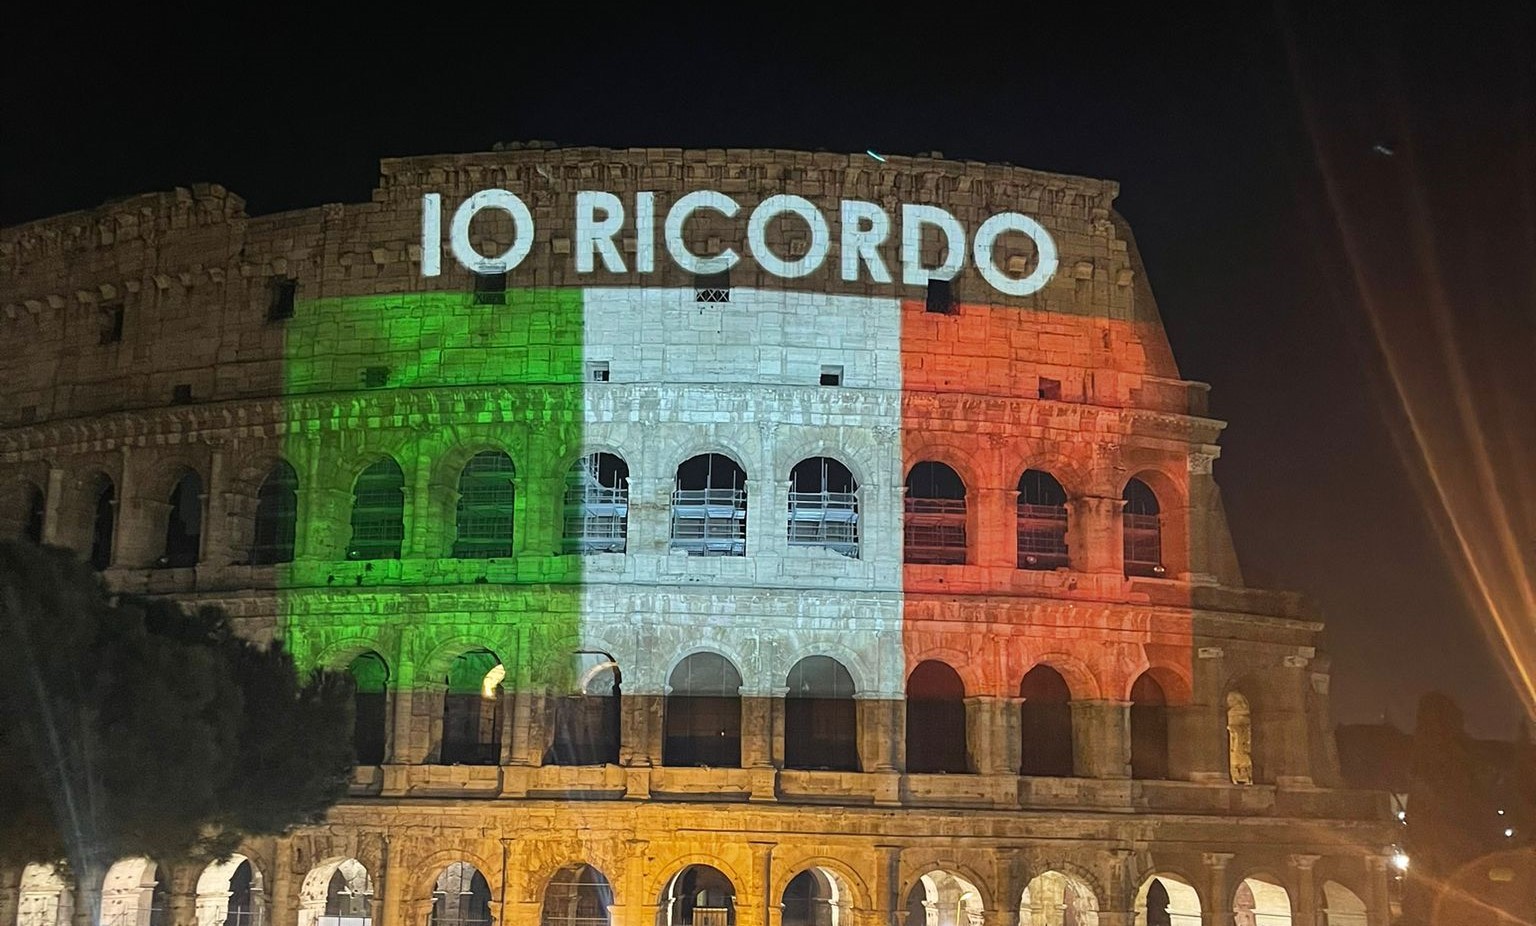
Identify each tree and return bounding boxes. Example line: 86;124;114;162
0;541;356;926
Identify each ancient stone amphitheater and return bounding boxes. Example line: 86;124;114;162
0;145;1394;926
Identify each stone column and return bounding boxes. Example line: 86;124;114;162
42;465;65;544
1267;662;1316;788
620;693;661;768
267;842;293;926
1169;702;1223;783
740;841;774;926
203;446;226;566
768;688;787;768
974;487;1014;569
1364;856;1391;926
1065;496;1124;575
856;697;901;772
1288;855;1319;926
167;866;198;926
406;454;432;558
1202;853;1233;926
965;696;1015;775
1070;700;1130;779
741;693;776;769
393;685;443;765
378;838;404;926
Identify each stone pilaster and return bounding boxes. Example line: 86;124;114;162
1065;496;1124;575
1071;700;1130;779
1202;853;1234;926
1288;855;1319;926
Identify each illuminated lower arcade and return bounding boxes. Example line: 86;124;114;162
0;146;1394;925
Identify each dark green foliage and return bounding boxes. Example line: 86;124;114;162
0;540;355;880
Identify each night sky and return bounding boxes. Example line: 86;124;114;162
4;4;1532;736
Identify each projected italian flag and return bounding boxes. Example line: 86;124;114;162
268;283;1183;772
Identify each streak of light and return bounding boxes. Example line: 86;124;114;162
1278;5;1536;722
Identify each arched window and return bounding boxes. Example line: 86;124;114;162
785;656;858;771
1019;665;1074;777
663;652;742;767
671;454;747;556
787;457;859;558
318;860;372;926
1226;691;1254;785
1233;878;1291;926
196;856;266;926
348;653;389;766
545;653;622;766
161;471;203;567
905;462;966;564
1019;871;1098;926
102;859;168;926
1134;874;1201;926
454;451;515;558
564;453;629;554
223;860;259;926
1016;470;1068;569
441;650;503;765
658;866;735;926
89;475;116;570
24;483;45;544
905;870;982;926
1130;671;1169;780
542;864;613;926
906;661;968;774
349;459;405;560
782;869;851;926
18;863;73;926
251;461;298;565
427;864;491;926
1122;478;1163;577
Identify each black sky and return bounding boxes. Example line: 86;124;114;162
3;3;1532;736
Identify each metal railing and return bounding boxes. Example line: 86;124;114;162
903;497;966;564
1016;502;1068;569
670;488;747;556
1123;512;1163;576
786;491;859;557
563;483;628;554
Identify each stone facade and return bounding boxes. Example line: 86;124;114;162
0;146;1393;926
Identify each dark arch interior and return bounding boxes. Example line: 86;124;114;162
904;462;967;565
349;652;389;766
223;861;256;926
1122;477;1163;576
1016;469;1068;569
546;654;622;767
664;653;743;768
659;866;735;926
441;650;503;766
90;476;115;570
1130;672;1170;780
788;457;860;558
906;661;967;774
23;483;45;543
782;870;838;926
251;461;298;565
542;864;613;926
428;865;491;926
1019;665;1074;777
906;461;965;498
673;454;748;557
785;656;858;772
163;471;203;567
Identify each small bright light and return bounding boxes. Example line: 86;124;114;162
1498;809;1506;815
1391;852;1410;872
1505;828;1515;838
1397;810;1407;822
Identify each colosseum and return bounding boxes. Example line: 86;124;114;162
0;145;1396;926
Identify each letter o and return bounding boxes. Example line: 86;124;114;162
972;213;1058;297
747;194;830;278
449;189;535;274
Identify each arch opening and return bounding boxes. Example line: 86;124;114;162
1233;878;1291;926
664;652;743;767
349;652;390;766
22;482;46;544
160;471;203;567
782;868;851;926
545;652;622;766
1130;671;1170;780
349;458;405;560
1226;690;1254;785
1019;870;1099;926
1133;874;1200;926
904;870;982;926
251;461;298;565
784;656;859;772
1122;478;1163;577
90;475;116;570
787;457;860;558
1319;882;1366;926
427;863;492;926
565;453;629;554
657;865;735;926
542;864;613;926
454;451;516;558
904;462;967;565
18;863;73;926
297;859;372;926
671;454;748;556
906;660;968;774
1017;469;1068;569
1019;665;1074;777
441;649;504;765
102;858;169;926
196;856;266;926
